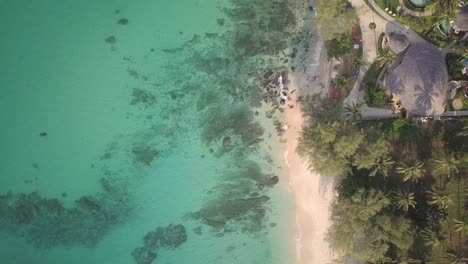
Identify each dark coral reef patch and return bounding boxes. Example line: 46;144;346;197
132;224;187;264
0;176;132;249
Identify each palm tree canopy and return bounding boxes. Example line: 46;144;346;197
344;102;362;121
426;190;453;210
445;251;468;264
376;48;396;67
370;157;395;177
453;218;468;235
463;49;468;59
429;0;458;13
433;154;460;177
354;57;365;68
393;189;416;213
396;161;425;182
458;126;468;136
420;229;446;249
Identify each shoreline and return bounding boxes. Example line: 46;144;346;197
283;39;336;263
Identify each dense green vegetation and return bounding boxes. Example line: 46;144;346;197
326;35;353;60
447;54;465;80
299;97;468;263
316;0;357;41
364;84;388;107
376;0;400;10
317;0;357;59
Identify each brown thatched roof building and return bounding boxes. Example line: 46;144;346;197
388;33;410;54
387;41;449;116
456;6;468;31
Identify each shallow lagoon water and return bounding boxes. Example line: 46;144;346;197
0;0;304;263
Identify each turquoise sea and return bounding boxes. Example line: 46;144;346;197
0;0;307;263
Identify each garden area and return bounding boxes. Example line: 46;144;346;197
318;0;363;102
359;60;389;107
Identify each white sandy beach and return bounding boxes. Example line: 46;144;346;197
282;40;336;264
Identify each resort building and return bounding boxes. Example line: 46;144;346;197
386;33;449;117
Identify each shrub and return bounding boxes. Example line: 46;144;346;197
364;85;388;107
326;35;353;59
448;58;463;80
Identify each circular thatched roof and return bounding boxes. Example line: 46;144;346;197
387;43;449;116
388;33;410;54
453;98;463;110
457;6;468;31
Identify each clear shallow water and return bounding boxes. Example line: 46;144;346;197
0;0;304;263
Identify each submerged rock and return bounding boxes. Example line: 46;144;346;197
263;176;279;187
132;246;157;264
105;36;116;44
0;180;132;249
76;196;101;213
132;224;187;263
197;196;270;229
143;230;159;249
130;88;156;106
141;224;188;250
156;224;187;248
117;18;129;25
192;226;202;235
222;136;231;148
132;146;159;166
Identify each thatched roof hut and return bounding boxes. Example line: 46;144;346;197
388;33;410;54
387;43;449;116
456;6;468;31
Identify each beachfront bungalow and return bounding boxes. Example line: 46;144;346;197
385;33;449;117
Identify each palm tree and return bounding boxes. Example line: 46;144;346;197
429;0;458;14
376;48;396;68
433;154;460;178
393;189;417;213
396;161;425;183
336;75;351;93
453;218;468;235
434;153;462;215
420;228;447;250
457;126;468;136
354;57;365;68
344;102;362;121
426;190;453;210
445;251;468;264
370;157;395;177
463;49;468;59
433;8;456;28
